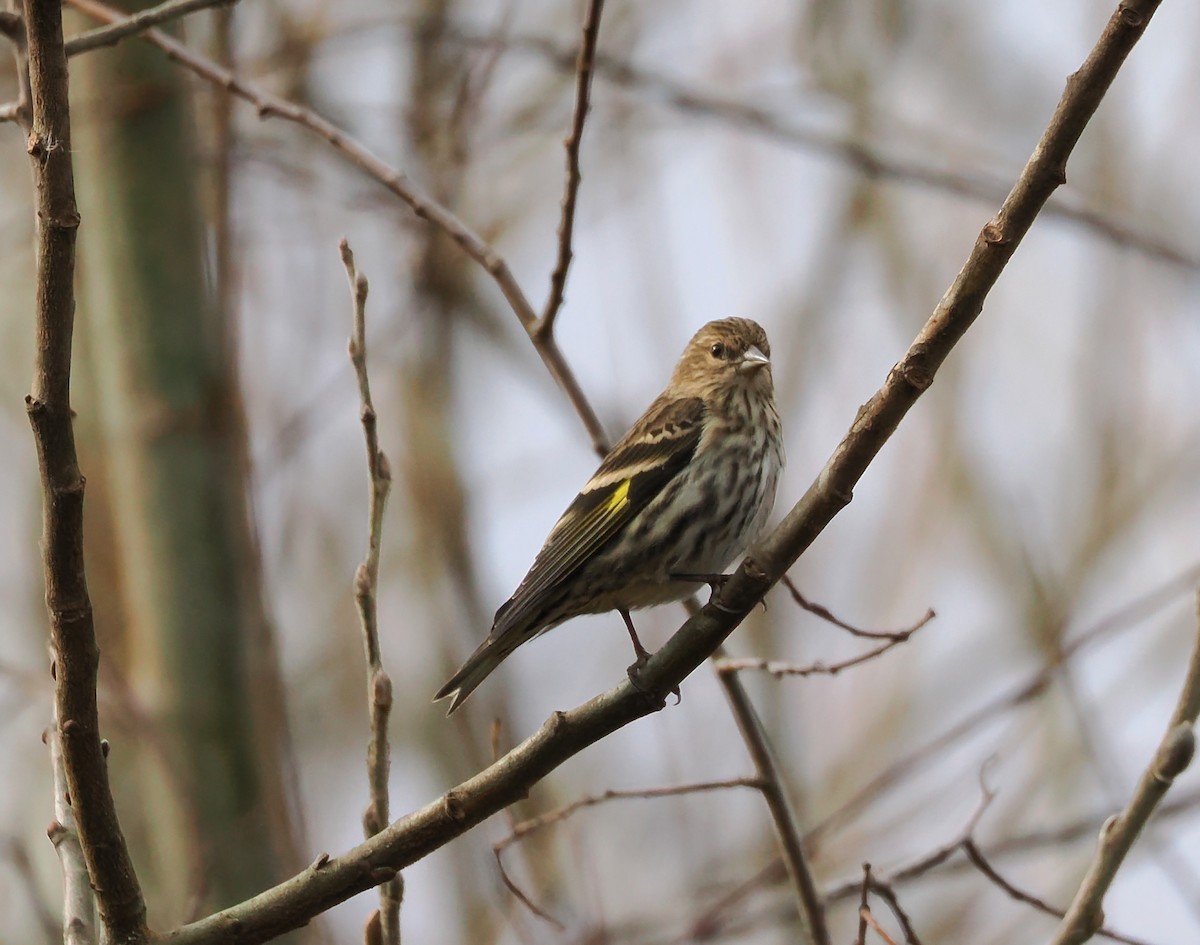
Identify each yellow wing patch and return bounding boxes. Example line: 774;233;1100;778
606;478;631;513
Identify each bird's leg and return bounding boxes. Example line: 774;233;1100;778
670;571;730;590
621;608;651;666
621;609;681;707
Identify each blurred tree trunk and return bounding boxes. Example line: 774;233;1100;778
69;2;305;929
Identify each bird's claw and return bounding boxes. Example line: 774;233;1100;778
626;656;679;709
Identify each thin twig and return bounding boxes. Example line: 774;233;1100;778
22;0;147;940
714;653;831;945
162;4;1165;941
341;240;402;945
64;0;611;458
714;608;933;678
781;577;932;641
823;769;997;905
536;0;604;338
856;864;871;945
494;777;761;928
64;0;236;55
865;879;923;945
499;777;764;851
46;721;96;945
962;841;1152;945
1048;590;1200;945
860;906;900;945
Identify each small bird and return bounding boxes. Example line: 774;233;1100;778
435;317;784;714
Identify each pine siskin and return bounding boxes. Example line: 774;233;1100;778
435;317;784;714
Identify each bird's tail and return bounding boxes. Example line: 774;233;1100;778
434;634;514;715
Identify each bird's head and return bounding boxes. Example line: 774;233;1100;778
671;317;774;398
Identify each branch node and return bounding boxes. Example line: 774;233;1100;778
444;791;467;823
1118;4;1145;28
982;222;1009;246
1154;723;1195;783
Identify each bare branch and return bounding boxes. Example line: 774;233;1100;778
714;655;831;945
499;776;763;852
715;608;933;678
64;0;611;458
865;879;923;945
781;578;933;641
859;908;900;945
64;0;237;55
494;777;761;928
1048;590;1200;945
536;0;604;338
22;0;147;939
856;864;871;945
963;841;1152;945
341;240;402;945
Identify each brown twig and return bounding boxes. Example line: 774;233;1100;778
63;0;611;458
715;608;933;678
536;0;604;338
22;0;147;941
781;577;932;641
64;0;236;55
1048;590;1200;945
864;879;922;945
494;777;761;928
962;841;1152;945
855;864;871;945
713;651;831;945
158;3;1163;941
860;908;900;945
341;240;402;945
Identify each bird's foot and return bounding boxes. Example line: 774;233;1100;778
621;609;680;707
625;656;679;708
671;571;731;592
671;571;748;613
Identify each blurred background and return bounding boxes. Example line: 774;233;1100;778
2;0;1200;942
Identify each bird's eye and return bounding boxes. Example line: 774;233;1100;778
709;343;726;360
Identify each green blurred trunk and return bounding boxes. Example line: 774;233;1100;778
69;4;300;926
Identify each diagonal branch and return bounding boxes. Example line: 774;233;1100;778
21;0;147;941
536;0;604;338
64;0;237;55
715;657;832;945
160;4;1164;943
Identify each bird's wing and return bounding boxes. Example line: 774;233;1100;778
492;394;707;635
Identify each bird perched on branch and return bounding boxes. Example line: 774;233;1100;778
435;317;784;714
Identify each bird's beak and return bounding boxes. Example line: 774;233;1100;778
738;345;770;373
